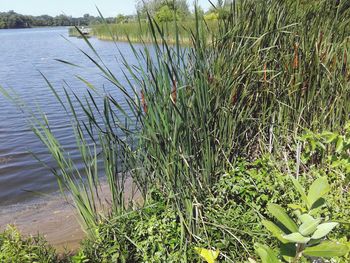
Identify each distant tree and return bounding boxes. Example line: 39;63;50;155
116;14;127;23
8;13;26;28
136;0;190;19
155;5;177;22
0;11;116;29
0;19;6;29
206;0;233;20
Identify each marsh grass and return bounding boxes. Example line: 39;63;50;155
70;20;219;44
1;0;350;257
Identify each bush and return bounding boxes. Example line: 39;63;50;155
204;12;219;21
155;6;178;22
255;177;349;262
80;197;190;262
200;153;350;262
0;226;59;263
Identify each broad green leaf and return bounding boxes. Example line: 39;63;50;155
280;243;297;259
298;213;314;224
307;177;330;207
304;241;350;257
283;232;310;243
311;222;338;239
262;220;289;244
310;198;326;212
291;177;309;208
298;218;321;236
194;247;219;263
268;204;298;232
255;244;280;263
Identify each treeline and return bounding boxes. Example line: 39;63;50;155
115;0;234;23
0;11;115;29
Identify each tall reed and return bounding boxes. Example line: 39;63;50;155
89;20;218;44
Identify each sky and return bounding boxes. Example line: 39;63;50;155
0;0;213;17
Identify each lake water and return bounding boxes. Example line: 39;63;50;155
0;27;139;206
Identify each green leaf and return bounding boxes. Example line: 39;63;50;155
307;177;330;207
194;247;219;263
311;222;338;239
291;177;309;208
321;132;338;144
255;244;280;263
268;204;298;232
282;232;310;243
288;204;306;212
280;243;297;258
298;218;321;236
310;139;317;151
336;136;344;153
310;198;326;212
298;213;314;224
304;241;350;257
262;220;289;244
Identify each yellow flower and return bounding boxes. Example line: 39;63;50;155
194;247;220;263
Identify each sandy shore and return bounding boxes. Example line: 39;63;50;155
0;192;85;253
0;177;139;253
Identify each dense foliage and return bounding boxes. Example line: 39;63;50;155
3;153;346;262
136;0;190;19
255;176;349;262
0;226;58;263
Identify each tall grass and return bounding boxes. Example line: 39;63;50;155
2;0;350;244
70;20;219;44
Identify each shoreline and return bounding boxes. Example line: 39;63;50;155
0;177;139;253
0;190;84;253
69;32;194;46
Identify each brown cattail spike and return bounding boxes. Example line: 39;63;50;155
317;31;323;55
293;42;299;69
263;63;267;83
141;90;147;114
231;92;238;106
171;75;177;104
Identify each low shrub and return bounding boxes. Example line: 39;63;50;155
254;177;350;262
200;153;350;262
0;226;59;263
79;197;190;263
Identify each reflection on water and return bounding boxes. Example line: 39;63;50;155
0;27;139;205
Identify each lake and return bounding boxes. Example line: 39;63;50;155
0;27;139;206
